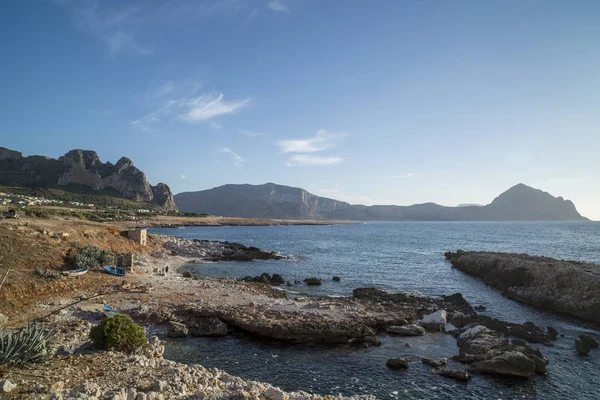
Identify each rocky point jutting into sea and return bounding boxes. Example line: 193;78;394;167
444;250;600;323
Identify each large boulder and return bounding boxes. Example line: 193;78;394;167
575;339;591;356
437;367;470;381
457;326;508;360
470;351;536;378
579;335;599;348
166;322;188;338
386;358;409;370
387;324;426;336
456;325;549;377
271;274;287;285
189;318;228;337
304;277;323;286
420;310;447;331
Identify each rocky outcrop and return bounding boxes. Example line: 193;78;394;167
386;324;426;336
151;182;177;211
420;310;447;331
0;147;23;161
445;250;600;322
0;147;177;210
455;325;549;378
189;318;228;337
386;358;409;369
159;235;284;262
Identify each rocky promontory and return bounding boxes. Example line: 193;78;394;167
158;235;284;262
444;250;600;323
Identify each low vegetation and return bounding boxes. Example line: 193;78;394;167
65;245;114;270
90;315;147;353
0;321;54;366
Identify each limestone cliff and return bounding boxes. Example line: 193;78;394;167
175;183;350;219
0;147;177;210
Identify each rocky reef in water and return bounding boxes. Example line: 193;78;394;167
444;250;600;323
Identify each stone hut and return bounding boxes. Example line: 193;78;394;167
116;253;135;273
127;229;147;246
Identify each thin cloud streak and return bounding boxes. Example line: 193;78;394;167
390;173;418;179
131;93;251;131
267;1;290;13
286;155;343;167
183;93;250;122
221;148;245;167
277;129;342;153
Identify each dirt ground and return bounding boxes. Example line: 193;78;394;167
0;216;161;324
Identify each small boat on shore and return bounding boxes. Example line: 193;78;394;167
65;266;88;276
103;266;126;277
102;305;120;317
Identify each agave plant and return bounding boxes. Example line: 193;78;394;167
0;321;54;365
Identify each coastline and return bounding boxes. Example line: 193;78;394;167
0;217;595;398
122;215;354;229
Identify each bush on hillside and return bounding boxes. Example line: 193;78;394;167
90;315;147;353
65;245;114;270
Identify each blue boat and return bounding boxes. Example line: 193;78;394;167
103;266;126;277
102;305;120;317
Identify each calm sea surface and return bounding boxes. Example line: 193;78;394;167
151;222;600;400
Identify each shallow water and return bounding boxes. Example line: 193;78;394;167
152;222;600;399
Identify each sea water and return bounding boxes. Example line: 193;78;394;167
151;222;600;399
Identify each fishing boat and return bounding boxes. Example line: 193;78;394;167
103;266;126;277
65;266;88;276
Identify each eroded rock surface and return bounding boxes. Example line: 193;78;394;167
445;250;600;322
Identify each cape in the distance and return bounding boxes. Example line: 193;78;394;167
175;182;589;222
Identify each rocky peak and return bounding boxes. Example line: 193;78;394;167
115;157;134;170
152;183;178;211
60;149;101;169
0;146;178;210
0;147;24;161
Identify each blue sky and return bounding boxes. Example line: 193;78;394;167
1;0;599;219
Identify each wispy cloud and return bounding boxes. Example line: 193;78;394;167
286;155;343;167
220;148;245;167
390;173;418;179
278;129;345;167
277;129;342;153
267;1;290;13
131;92;251;131
183;93;251;122
53;1;153;58
147;81;175;98
181;174;186;179
52;0;251;58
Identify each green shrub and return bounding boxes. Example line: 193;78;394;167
0;321;54;366
66;245;114;270
90;315;147;353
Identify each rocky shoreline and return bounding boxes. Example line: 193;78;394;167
158;234;285;262
3;234;599;398
444;250;600;323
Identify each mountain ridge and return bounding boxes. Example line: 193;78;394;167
0;147;177;210
175;182;588;221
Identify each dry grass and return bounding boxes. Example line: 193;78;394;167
0;216;162;323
